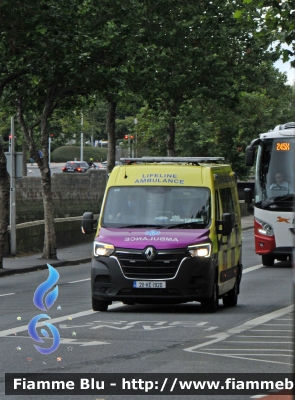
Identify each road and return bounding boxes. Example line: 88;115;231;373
0;229;293;399
26;163;104;177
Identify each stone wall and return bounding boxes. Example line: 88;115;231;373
4;216;96;255
15;169;107;223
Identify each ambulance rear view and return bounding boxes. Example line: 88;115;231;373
82;157;242;312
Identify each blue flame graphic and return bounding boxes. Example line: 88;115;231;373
28;314;60;355
33;264;59;311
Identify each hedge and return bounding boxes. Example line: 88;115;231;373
51;146;108;163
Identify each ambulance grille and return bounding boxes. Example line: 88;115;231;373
114;249;186;279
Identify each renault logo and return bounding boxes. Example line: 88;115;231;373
144;246;156;261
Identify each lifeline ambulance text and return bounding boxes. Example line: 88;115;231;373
135;173;184;184
12;377;294;394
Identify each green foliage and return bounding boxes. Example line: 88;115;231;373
51;146;107;163
235;0;295;66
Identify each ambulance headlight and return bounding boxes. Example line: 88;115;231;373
93;242;114;257
188;243;211;257
256;218;274;236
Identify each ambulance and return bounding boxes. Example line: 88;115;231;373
82;157;242;312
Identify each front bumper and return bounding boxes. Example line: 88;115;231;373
91;254;216;304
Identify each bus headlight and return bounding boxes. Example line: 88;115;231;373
256;218;274;236
188;243;211;257
93;242;114;257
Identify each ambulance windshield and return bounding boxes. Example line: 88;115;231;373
255;138;295;211
102;186;211;228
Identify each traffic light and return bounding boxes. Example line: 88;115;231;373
123;134;135;143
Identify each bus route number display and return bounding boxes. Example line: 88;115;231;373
276;142;290;151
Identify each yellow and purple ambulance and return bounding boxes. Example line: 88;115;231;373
82;157;242;312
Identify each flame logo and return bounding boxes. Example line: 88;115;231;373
33;264;59;311
28;264;60;355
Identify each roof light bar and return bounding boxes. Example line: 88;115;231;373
120;157;225;165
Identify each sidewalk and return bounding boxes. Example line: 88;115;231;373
0;215;254;278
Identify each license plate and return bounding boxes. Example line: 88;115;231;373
133;281;166;289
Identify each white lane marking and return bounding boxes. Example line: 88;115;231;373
251;329;292;332
184;304;293;352
243;264;263;273
68;278;91;283
227;305;293;335
193;351;292;366
236;335;292;338
225;341;292;344
0;303;124;337
0;293;15;297
262;323;292;325
200;349;292;351
59;338;109;346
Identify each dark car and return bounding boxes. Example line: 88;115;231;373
62;161;90;173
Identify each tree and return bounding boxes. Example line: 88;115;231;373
1;0;99;258
234;0;295;66
136;62;294;179
0;0;43;266
130;0;276;156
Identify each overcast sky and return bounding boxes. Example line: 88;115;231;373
274;58;295;85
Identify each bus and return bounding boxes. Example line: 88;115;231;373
245;122;295;266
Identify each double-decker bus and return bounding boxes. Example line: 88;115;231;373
245;122;295;266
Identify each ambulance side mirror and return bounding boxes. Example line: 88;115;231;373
216;213;232;236
81;212;97;234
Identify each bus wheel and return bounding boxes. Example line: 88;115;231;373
92;297;108;312
202;279;219;313
262;255;274;266
223;280;238;307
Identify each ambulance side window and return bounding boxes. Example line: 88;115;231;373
219;187;235;224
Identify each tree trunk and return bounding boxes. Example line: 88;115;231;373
16;95;57;259
166;115;176;157
41;167;57;259
106;96;117;174
0;143;10;268
39;106;57;259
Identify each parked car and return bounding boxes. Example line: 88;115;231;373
62;161;90;173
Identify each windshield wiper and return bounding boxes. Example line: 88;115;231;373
119;224;163;228
273;195;294;201
261;195;294;209
163;221;204;229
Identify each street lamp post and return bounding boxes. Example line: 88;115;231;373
10;116;16;255
80;111;84;161
134;118;138;157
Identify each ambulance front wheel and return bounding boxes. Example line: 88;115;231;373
201;277;219;313
262;254;274;266
92;297;109;312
